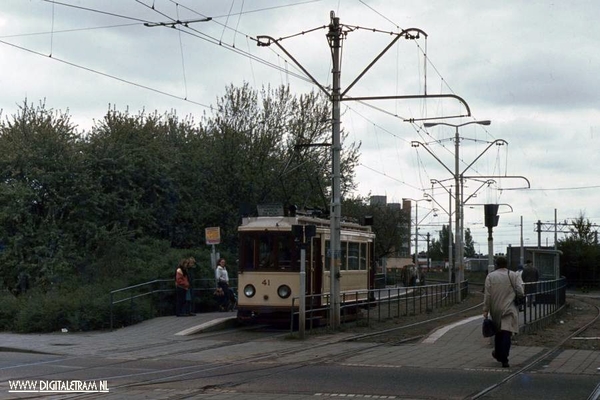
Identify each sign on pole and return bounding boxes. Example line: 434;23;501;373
205;227;221;245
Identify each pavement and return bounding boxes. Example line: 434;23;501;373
1;304;600;398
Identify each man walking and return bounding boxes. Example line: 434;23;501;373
483;256;524;368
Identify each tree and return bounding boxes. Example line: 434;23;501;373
558;212;600;286
0;101;85;291
463;228;476;258
429;225;452;262
342;196;409;261
199;83;361;249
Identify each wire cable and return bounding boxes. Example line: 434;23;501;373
0;39;212;109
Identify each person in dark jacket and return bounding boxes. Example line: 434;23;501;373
521;260;539;305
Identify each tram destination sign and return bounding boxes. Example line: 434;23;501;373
257;203;283;217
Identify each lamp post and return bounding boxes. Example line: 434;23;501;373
421;120;491;300
404;198;432;268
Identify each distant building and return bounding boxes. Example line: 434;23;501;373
369;195;411;258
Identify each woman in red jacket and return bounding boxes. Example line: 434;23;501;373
175;258;194;316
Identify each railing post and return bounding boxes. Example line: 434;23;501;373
110;292;114;331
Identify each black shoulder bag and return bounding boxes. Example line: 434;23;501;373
508;270;526;307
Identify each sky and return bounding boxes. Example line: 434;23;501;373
1;0;599;255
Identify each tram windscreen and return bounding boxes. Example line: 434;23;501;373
239;232;300;271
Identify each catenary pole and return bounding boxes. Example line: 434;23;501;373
329;12;342;328
257;12;468;330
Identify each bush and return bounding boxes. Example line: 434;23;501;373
0;242;236;333
0;291;19;331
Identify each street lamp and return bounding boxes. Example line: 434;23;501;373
403;198;432;268
421;120;491;299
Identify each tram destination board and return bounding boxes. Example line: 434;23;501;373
257;203;284;216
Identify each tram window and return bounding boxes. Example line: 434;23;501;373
278;235;299;271
348;242;359;270
359;243;367;270
340;241;347;270
259;235;275;269
240;235;256;270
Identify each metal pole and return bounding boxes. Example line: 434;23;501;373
299;246;306;339
449;188;453;283
454;126;463;301
329;12;342;329
487;226;494;274
415;202;419;266
520;216;524;266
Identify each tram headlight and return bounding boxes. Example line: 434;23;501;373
277;284;292;299
244;284;256;298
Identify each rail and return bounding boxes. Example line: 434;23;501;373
109;278;237;330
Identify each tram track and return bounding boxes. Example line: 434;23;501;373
32;297;487;399
8;291;592;400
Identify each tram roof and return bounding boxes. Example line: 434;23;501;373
239;215;373;233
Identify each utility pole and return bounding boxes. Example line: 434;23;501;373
520;215;524;266
257;12;470;330
328;14;343;328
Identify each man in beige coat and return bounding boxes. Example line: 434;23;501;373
483;256;524;368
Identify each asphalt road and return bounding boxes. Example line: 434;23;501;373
3;339;600;400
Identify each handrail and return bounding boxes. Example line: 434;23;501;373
109;278;237;331
289;277;566;337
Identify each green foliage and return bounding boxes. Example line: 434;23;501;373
0;83;362;332
342;195;409;260
430;225;451;262
463;228;476;258
558;212;600;285
0;292;19;331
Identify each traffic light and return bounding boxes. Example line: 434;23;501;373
484;204;499;228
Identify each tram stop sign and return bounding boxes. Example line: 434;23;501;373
205;227;221;245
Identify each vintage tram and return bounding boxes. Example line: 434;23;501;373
236;214;375;325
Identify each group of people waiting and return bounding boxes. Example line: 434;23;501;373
174;256;237;317
483;257;539;368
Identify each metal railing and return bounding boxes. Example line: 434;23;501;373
290;280;466;334
520;277;567;333
288;278;566;336
109;278;237;330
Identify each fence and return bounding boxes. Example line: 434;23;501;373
290;280;467;334
520;277;567;333
109;278;237;330
289;277;566;336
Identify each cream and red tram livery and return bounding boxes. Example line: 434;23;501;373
236;215;375;323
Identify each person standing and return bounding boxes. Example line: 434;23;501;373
215;258;235;311
483;256;524;368
521;259;539;305
184;257;197;315
175;258;193;316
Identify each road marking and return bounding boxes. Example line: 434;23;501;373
421;315;481;343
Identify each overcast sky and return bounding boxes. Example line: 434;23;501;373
1;0;599;255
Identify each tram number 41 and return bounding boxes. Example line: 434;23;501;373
262;279;271;286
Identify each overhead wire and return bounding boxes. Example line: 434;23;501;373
175;3;188;100
0;38;212;109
